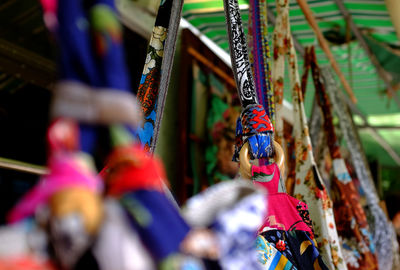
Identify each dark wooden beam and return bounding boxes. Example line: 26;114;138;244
0;38;56;89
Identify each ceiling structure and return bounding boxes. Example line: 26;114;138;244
0;0;399;169
182;0;400;167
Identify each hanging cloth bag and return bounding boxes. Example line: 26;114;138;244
271;1;347;269
252;162;329;270
303;46;378;270
321;66;398;270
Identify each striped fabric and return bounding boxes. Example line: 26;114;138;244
247;0;275;125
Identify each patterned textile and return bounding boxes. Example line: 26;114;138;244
321;66;397;270
223;0;275;163
252;164;328;270
190;64;241;187
252;164;313;233
233;104;274;162
212;192;267;270
283;122;296;195
247;0;275;126
137;0;184;152
271;1;347;269
182;180;267;270
256;235;297;270
261;230;328;270
223;0;258;108
304;47;378;270
137;24;167;151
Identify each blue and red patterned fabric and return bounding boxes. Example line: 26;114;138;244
233;104;274;162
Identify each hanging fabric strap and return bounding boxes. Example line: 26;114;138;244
223;0;274;162
137;0;184;152
321;66;396;270
223;0;258;107
272;1;347;269
247;0;275;126
303;47;341;159
304;47;378;269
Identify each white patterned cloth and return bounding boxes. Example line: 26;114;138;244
272;1;347;269
182;180;267;270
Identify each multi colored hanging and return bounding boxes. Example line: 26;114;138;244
137;0;184;152
252;163;329;270
271;0;347;269
247;0;275;126
304;46;378;270
8;0;143;268
48;0;141;154
222;0;275;163
321;66;397;270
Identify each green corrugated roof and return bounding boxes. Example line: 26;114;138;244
182;0;400;167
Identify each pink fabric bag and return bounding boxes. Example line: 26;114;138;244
252;163;313;234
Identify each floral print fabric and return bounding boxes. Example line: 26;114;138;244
321;66;398;270
271;1;346;269
137;24;167;151
137;0;183;152
304;46;378;270
182;180;268;270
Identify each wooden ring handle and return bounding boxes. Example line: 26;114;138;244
239;140;285;179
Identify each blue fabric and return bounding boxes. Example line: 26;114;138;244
120;190;190;261
57;0;100;85
90;0;131;91
57;0;134;153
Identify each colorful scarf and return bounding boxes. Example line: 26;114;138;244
321;66;397;270
271;1;347;268
305;47;378;270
